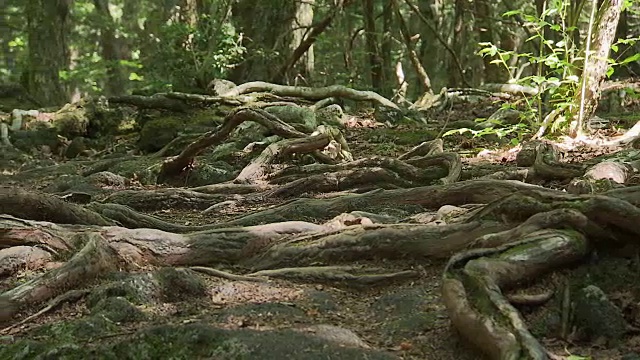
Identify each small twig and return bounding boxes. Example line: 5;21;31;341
189;266;268;282
436;101;455;139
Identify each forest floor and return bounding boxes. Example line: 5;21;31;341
2;92;640;360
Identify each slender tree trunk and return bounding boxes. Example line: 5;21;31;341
290;0;315;83
93;0;128;97
362;0;382;92
393;0;432;95
449;0;465;87
380;2;393;97
571;0;624;136
24;0;71;106
474;0;502;83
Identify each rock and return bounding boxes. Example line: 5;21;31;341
91;297;146;323
207;79;236;95
573;285;627;343
65;136;88;158
138;117;183;153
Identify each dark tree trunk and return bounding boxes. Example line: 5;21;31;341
24;0;71;106
380;2;393;98
229;0;297;83
362;0;382;93
93;0;128;97
474;0;502;83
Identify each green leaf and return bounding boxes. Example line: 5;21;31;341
502;10;522;17
621;53;640;65
129;72;144;81
442;128;473;137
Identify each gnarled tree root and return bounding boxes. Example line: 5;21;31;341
248;266;419;286
442;227;590;360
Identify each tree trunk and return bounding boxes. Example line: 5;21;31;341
473;0;502;84
93;0;128;97
448;0;465;87
362;0;382;93
393;0;432;95
290;0;315;83
571;0;624;136
24;0;71;106
380;2;393;98
230;0;297;83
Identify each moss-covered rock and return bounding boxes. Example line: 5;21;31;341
265;105;317;132
185;163;237;186
11;127;60;153
138;117;184;153
91;297;146;323
155;267;208;302
315;104;344;128
86;273;161;307
65;136;89;158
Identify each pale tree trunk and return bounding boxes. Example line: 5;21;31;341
24;0;71;106
290;0;315;84
571;0;624;136
393;0;432;95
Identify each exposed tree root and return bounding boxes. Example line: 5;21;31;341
235;133;332;183
248;266;419;285
219;180;553;227
443;228;590;360
217;81;400;110
190;266;268;282
0;187;113;226
532;142;585;180
3;232;121;311
102;188;235;211
244;221;510;270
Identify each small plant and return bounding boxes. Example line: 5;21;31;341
477;2;640;139
443;118;529;146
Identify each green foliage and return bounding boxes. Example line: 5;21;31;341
143;15;245;91
443;118;529;146
480;2;639;138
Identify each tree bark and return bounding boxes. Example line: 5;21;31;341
571;0;624;136
362;0;383;93
24;0;71;106
93;0;128;97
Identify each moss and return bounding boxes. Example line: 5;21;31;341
265;105;317;131
86;273;161;307
91;297;146;323
11;127;60;153
154;267;207;302
360;128;436;146
138;117;184;153
31;316;119;343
